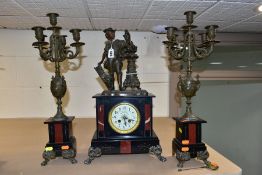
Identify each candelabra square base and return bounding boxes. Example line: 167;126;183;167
41;116;77;166
172;117;218;170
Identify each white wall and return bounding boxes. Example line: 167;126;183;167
0;29;170;118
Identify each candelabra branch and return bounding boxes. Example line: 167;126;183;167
38;45;52;61
66;44;82;59
168;45;185;60
194;43;214;60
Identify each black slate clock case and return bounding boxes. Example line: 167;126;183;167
90;93;160;155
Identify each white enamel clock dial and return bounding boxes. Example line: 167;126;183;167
108;103;140;134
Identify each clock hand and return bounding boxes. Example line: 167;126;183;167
122;115;128;126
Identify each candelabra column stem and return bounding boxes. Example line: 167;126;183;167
187;60;192;74
184;97;194;119
55;62;60;76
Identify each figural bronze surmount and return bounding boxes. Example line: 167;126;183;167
85;28;166;164
94;28;147;96
32;13;84;166
163;11;219;170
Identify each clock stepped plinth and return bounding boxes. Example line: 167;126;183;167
84;92;166;164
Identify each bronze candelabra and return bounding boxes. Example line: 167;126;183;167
164;11;219;121
32;13;84;166
164;11;219;170
32;13;84;121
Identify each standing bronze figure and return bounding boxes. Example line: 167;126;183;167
95;28;147;96
164;11;219;170
96;28;126;91
32;13;84;166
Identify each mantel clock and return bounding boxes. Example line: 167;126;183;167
84;29;166;164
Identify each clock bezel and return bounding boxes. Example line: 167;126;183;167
108;102;141;134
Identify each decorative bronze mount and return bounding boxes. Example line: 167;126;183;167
163;11;219;121
32;13;85;121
